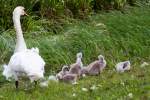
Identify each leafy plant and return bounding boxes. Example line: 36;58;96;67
64;0;93;18
40;0;64;18
113;0;127;9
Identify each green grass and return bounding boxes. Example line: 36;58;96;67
0;6;150;99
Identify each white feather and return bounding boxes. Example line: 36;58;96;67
2;65;13;80
30;47;39;54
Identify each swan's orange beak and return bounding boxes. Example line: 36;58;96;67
24;11;29;16
22;11;29;16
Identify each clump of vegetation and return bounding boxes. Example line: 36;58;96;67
1;0;147;31
0;6;150;98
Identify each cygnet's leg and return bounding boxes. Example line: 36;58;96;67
15;81;19;89
72;75;78;85
34;81;37;87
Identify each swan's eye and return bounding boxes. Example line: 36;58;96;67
21;8;28;16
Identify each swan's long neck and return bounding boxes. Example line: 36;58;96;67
13;14;27;53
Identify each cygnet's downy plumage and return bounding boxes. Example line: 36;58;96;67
68;52;83;76
116;61;130;73
56;65;69;80
81;55;106;75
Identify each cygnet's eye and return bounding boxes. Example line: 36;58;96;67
123;62;128;69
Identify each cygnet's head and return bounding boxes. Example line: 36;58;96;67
76;52;82;59
56;65;69;80
123;61;130;69
98;55;104;62
62;65;69;72
13;6;28;16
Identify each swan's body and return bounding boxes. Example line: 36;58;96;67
116;61;130;72
68;52;83;76
2;6;45;88
3;51;45;81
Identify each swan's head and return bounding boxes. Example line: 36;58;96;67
13;6;28;16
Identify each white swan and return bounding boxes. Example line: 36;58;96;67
2;6;45;88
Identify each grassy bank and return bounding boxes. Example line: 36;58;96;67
0;6;150;99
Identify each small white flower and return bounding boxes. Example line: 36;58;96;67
97;84;102;87
90;85;97;90
120;81;125;86
72;82;78;85
82;88;88;92
140;62;149;68
72;93;76;97
128;93;133;98
82;74;86;77
96;23;105;27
